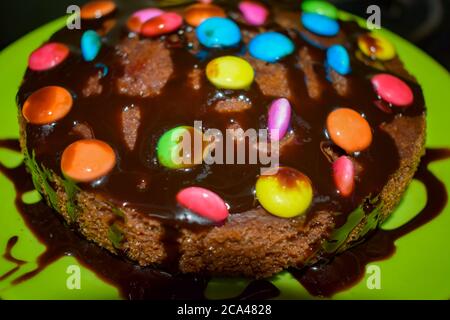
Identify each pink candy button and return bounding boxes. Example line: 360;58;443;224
176;187;229;223
268;98;291;141
28;43;69;71
239;1;269;26
371;74;414;107
141;12;183;37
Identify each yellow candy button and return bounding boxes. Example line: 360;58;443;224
256;167;313;218
358;32;396;61
206;56;254;90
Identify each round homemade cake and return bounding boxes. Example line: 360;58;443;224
17;0;426;277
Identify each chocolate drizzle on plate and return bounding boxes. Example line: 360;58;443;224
292;148;450;297
0;236;25;281
1;139;448;299
0;140;208;299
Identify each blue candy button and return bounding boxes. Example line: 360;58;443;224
248;32;295;63
326;45;351;75
81;30;102;62
301;13;340;37
196;17;241;48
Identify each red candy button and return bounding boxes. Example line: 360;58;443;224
371;74;414;107
22;86;73;125
333;156;355;197
28;43;69;71
141;12;183;37
61;139;116;182
176;187;229;223
326;108;373;153
126;8;164;33
80;1;116;20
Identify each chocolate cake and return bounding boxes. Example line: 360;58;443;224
17;0;426;278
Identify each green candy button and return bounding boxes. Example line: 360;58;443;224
301;0;338;19
157;126;202;169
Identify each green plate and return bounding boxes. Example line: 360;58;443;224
1;14;450;300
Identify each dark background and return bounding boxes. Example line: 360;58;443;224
0;0;449;70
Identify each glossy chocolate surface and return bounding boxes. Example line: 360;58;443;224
17;0;425;226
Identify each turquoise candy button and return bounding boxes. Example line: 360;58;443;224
301;13;339;37
326;45;351;75
248;32;295;63
81;30;102;61
196;17;241;48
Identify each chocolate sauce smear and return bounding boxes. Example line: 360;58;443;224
1;139;448;299
230;280;280;300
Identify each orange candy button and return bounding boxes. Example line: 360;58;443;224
22;86;73;125
61;139;116;182
185;3;226;27
326;108;373;153
80;1;116;20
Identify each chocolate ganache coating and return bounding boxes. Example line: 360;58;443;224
17;0;426;276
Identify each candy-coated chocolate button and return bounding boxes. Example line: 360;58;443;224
157;126;203;169
141;12;183;37
28;43;69;71
127;8;164;33
301;12;340;37
239;1;269;26
326;108;372;153
206;56;254;90
248;32;295;63
301;0;338;19
177;187;229;223
196;17;241;48
358;33;396;61
61;139;116;182
22;86;73;125
268;98;291;141
185;3;226;27
81;30;102;61
80;1;116;20
256;167;313;218
333;155;355;197
326;44;351;75
371;74;414;107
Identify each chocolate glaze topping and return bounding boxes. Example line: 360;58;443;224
17;0;425;227
0;140;447;298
